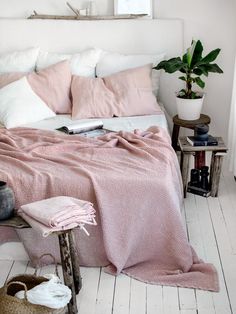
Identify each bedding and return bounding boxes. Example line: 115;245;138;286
0;47;39;73
0;126;218;291
27;60;72;114
0;77;55;128
71;64;162;119
0;72;26;89
96;51;165;96
0;113;169;132
36;48;103;77
0;113;168;258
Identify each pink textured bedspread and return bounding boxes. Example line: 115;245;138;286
0;127;219;291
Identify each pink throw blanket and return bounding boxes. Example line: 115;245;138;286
18;196;97;237
0;127;219;291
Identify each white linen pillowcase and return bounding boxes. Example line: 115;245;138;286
96;51;165;96
36;48;103;77
36;51;70;70
0;47;40;73
0;77;55;128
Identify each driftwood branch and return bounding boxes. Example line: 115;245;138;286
28;13;147;20
66;2;80;16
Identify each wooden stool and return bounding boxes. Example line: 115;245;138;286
172;114;211;169
0;215;81;314
178;136;227;198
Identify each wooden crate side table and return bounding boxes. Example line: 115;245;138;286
178;137;227;198
0;215;81;314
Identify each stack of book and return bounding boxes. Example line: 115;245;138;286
187;135;218;146
187;183;211;197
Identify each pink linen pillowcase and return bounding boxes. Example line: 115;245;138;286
0;73;26;89
27;60;72;114
71;64;162;119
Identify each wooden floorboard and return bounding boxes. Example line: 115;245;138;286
129;278;146;314
146;284;163;314
184;194;216;313
113;273;131;314
95;268;116;314
0;170;235;314
208;196;236;313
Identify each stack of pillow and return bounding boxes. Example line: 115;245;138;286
0;47;165;129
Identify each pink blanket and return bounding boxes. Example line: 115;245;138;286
18;196;97;237
0;127;219;291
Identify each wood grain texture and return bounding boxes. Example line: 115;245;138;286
58;232;78;314
28;13;147;20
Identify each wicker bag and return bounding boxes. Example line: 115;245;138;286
0;254;66;314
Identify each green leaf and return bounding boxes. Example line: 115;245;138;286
197;65;209;76
191;40;203;67
195;77;205;89
179;76;186;81
153;60;167;70
187;40;197;67
179;67;187;74
205;63;223;73
191;91;197;99
193;68;203;76
154;57;185;73
201;48;221;64
178;89;187;97
182;53;188;63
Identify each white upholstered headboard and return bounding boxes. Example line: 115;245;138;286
0;18;183;116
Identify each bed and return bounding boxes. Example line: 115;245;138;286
0;18;219;291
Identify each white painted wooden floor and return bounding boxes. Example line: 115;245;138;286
0;171;236;314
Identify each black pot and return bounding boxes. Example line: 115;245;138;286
0;181;15;220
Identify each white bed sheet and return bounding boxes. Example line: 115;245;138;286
16;113;168;133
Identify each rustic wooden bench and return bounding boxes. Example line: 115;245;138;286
0;215;81;314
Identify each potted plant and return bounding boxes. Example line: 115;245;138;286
154;40;223;120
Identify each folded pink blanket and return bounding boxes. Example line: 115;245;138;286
18;196;96;237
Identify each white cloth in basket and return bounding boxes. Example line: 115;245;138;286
15;275;71;309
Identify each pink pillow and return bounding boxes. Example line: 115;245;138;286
71;64;162;119
27;60;72;114
0;73;25;89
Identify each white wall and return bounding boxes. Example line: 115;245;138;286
155;0;236;142
0;0;235;141
0;0;113;18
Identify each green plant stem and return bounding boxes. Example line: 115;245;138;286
186;72;192;98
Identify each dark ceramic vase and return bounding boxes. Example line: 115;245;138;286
0;181;15;220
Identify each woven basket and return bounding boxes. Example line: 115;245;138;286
0;254;66;314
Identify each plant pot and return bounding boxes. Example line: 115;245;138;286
176;95;204;120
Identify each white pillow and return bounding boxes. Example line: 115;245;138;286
0;77;56;128
36;51;71;70
70;48;103;77
96;51;165;96
36;48;103;77
0;47;40;73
